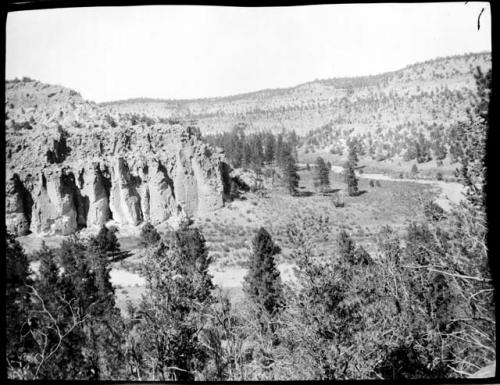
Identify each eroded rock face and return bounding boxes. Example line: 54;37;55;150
144;159;176;225
109;157;143;226
30;170;79;235
5;81;230;236
79;163;111;228
5;174;31;235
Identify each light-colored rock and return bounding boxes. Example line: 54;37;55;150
79;163;111;228
30;170;78;235
5;174;30;235
5;80;230;235
109;158;143;226
146;159;176;225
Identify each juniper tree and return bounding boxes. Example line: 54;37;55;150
243;227;284;318
30;244;93;380
6;232;36;377
136;225;214;380
452;67;490;210
140;222;161;246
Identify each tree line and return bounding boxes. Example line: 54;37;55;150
204;124;299;172
5;68;492;380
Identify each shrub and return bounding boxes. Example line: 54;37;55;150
423;201;445;221
140;222;161;246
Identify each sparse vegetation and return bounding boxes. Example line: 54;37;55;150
5;52;493;381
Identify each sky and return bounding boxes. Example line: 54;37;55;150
6;3;491;103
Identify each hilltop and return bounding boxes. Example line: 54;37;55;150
101;51;491;137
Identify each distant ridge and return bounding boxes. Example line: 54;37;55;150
100;51;490;106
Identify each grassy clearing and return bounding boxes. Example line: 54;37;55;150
299;150;460;181
197;168;436;270
17;167;438;311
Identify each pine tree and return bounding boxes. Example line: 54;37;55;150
264;133;276;164
243;142;252;169
314;157;330;192
275;133;284;166
281;146;300;195
6;232;35;377
452;67;490;209
244;228;284;317
344;141;359;196
251;135;264;168
24;242;94;380
137;225;214;380
54;234;123;380
87;227;119;311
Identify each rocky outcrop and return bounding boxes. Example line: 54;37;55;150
5;174;31;235
109;158;143;226
142;159;176;225
79;163;111;228
5;81;230;235
30;170;81;235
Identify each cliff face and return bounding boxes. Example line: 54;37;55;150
5;80;229;236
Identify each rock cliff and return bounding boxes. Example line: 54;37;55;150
5;79;230;235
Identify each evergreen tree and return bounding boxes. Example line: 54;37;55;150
55;233;123;380
141;222;161;246
136;225;214;380
251;135;264;167
6;232;35;377
243;142;252;169
416;133;432;163
31;244;93;379
281;146;300;195
338;229;356;263
275;133;284;166
452;67;490;209
314;157;330;192
264;133;276;164
243;228;284;317
344;141;359;196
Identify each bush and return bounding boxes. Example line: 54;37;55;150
423;201;445;221
140;222;161;245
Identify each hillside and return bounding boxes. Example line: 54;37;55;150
101;52;491;138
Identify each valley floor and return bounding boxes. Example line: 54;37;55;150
20;167;464;315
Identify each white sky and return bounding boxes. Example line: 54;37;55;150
6;3;491;103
